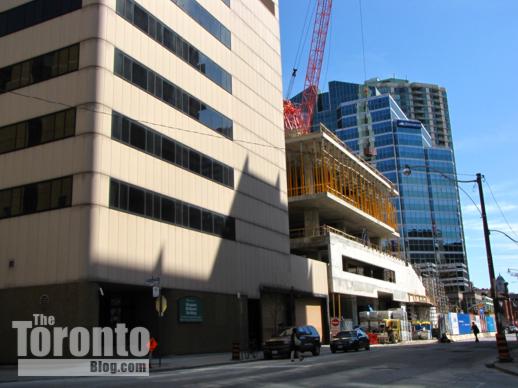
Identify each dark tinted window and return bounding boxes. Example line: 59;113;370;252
0;108;76;155
162;138;175;163
189;206;201;230
109;179;235;240
116;0;231;93
0;45;79;94
0;176;73;220
132;62;147;89
111;111;233;188
133;4;148;32
161;198;175;223
171;0;231;49
0;0;82;38
128;186;145;214
130;122;146;150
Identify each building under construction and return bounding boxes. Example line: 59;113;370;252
286;124;430;327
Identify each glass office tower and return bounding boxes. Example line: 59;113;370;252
323;87;469;309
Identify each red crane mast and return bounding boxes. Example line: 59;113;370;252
284;0;332;136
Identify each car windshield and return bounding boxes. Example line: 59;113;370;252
335;331;355;338
278;328;294;337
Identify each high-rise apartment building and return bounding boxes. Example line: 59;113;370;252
0;0;329;362
296;81;469;310
366;78;452;149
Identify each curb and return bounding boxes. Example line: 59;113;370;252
490;362;518;377
150;357;263;373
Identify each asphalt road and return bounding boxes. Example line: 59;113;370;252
3;337;517;387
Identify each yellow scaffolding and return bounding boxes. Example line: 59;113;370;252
286;133;398;230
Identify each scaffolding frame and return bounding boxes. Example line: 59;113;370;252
286;130;398;230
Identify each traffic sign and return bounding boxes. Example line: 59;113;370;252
152;286;160;298
147;337;158;352
155;295;167;317
331;318;340;327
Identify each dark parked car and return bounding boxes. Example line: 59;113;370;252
263;326;321;359
330;329;370;352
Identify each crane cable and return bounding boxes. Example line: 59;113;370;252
285;0;317;99
358;0;367;81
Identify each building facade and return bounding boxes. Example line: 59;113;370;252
301;81;470;310
286;125;430;329
0;0;328;363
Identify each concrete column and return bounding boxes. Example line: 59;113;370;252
351;296;358;326
304;208;320;237
303;153;315;194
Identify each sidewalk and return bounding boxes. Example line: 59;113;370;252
0;352;261;383
490;344;518;377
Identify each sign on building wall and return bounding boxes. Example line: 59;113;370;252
178;297;203;323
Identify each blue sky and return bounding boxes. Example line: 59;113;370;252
279;0;518;292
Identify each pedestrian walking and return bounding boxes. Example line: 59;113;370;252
471;322;480;343
290;328;304;362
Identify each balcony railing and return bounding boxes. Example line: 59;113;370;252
290;225;402;260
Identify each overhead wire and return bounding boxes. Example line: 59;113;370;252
483;176;518;240
7;89;288;151
5;90;484;180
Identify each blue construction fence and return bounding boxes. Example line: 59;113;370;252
446;313;496;335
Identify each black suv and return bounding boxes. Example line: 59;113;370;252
330;329;370;352
263;325;321;359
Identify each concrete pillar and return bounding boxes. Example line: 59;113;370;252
303;153;315;194
304;208;320;237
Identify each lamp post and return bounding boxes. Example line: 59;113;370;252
403;165;512;362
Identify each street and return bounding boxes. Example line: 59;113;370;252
2;337;517;387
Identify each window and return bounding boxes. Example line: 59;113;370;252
116;0;231;93
114;49;232;139
0;176;73;220
171;0;231;49
109;179;235;240
202;211;213;232
0;0;82;38
132;62;147;90
342;255;396;283
130;122;146;150
0;108;76;155
128;186;145;214
111;112;234;188
0;45;80;93
189;206;201;230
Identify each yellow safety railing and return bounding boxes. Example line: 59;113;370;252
287;158;398;230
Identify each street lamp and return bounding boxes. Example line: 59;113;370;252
403;165;512;363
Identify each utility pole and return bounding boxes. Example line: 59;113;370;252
476;173;512;362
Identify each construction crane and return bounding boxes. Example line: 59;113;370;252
284;0;332;136
508;268;518;280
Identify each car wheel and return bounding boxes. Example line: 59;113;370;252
365;343;370;351
264;352;272;360
312;345;321;356
355;345;359;352
331;347;336;354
